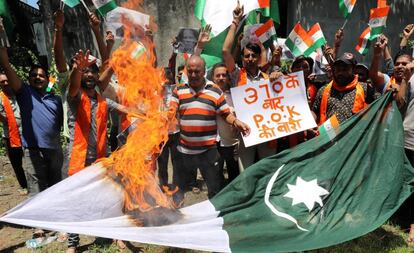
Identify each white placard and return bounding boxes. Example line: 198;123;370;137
231;71;317;147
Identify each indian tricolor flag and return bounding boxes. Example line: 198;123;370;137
1;94;413;253
318;114;339;140
195;0;270;36
254;19;277;47
285;23;313;57
355;26;371;55
338;0;357;18
306;23;327;55
369;6;390;39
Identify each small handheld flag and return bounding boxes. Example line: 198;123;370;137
254;18;277;47
62;0;80;8
355;26;371;55
338;0;357;19
46;76;56;93
369;6;390;39
285;23;313;57
306;23;327;55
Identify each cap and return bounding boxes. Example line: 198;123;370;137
334;52;357;66
355;63;369;71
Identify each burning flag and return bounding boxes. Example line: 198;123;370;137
2;92;413;252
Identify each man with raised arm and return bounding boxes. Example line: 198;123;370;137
0;20;63;197
221;1;278;170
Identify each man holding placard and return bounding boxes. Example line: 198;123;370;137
222;2;278;170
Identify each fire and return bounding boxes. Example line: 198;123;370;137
100;12;177;219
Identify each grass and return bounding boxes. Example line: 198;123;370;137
308;223;412;253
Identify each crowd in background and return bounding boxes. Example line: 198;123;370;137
0;4;414;252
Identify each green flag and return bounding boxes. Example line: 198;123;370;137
0;0;14;38
210;93;414;252
62;0;80;8
195;0;280;69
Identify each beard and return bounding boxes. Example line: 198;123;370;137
81;79;97;90
334;74;354;86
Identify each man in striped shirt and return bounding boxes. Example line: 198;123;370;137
169;56;250;198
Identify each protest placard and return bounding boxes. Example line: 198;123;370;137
176;28;199;54
231;71;317;147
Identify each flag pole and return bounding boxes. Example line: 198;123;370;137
59;0;64;10
79;0;92;15
341;18;348;30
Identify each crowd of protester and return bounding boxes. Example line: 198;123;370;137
0;4;414;252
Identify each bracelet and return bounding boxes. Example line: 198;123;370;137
232;21;239;27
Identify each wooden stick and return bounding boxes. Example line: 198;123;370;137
341;19;348;30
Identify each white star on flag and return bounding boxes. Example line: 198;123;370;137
284;177;329;211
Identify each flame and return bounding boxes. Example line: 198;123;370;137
100;17;174;213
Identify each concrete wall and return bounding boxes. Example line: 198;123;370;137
144;0;414;67
144;0;199;67
285;0;414;64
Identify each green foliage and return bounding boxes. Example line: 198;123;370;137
408;39;414;49
8;36;40;81
88;243;121;253
280;59;293;73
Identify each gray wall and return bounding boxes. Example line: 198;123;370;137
49;0;413;67
286;0;414;64
146;0;414;67
144;0;199;67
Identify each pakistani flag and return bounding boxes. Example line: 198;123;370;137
62;0;80;8
194;0;280;69
1;93;413;252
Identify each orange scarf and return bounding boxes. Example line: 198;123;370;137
0;92;21;147
319;75;366;125
237;68;269;86
68;91;108;176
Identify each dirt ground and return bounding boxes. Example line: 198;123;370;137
0;156;208;253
